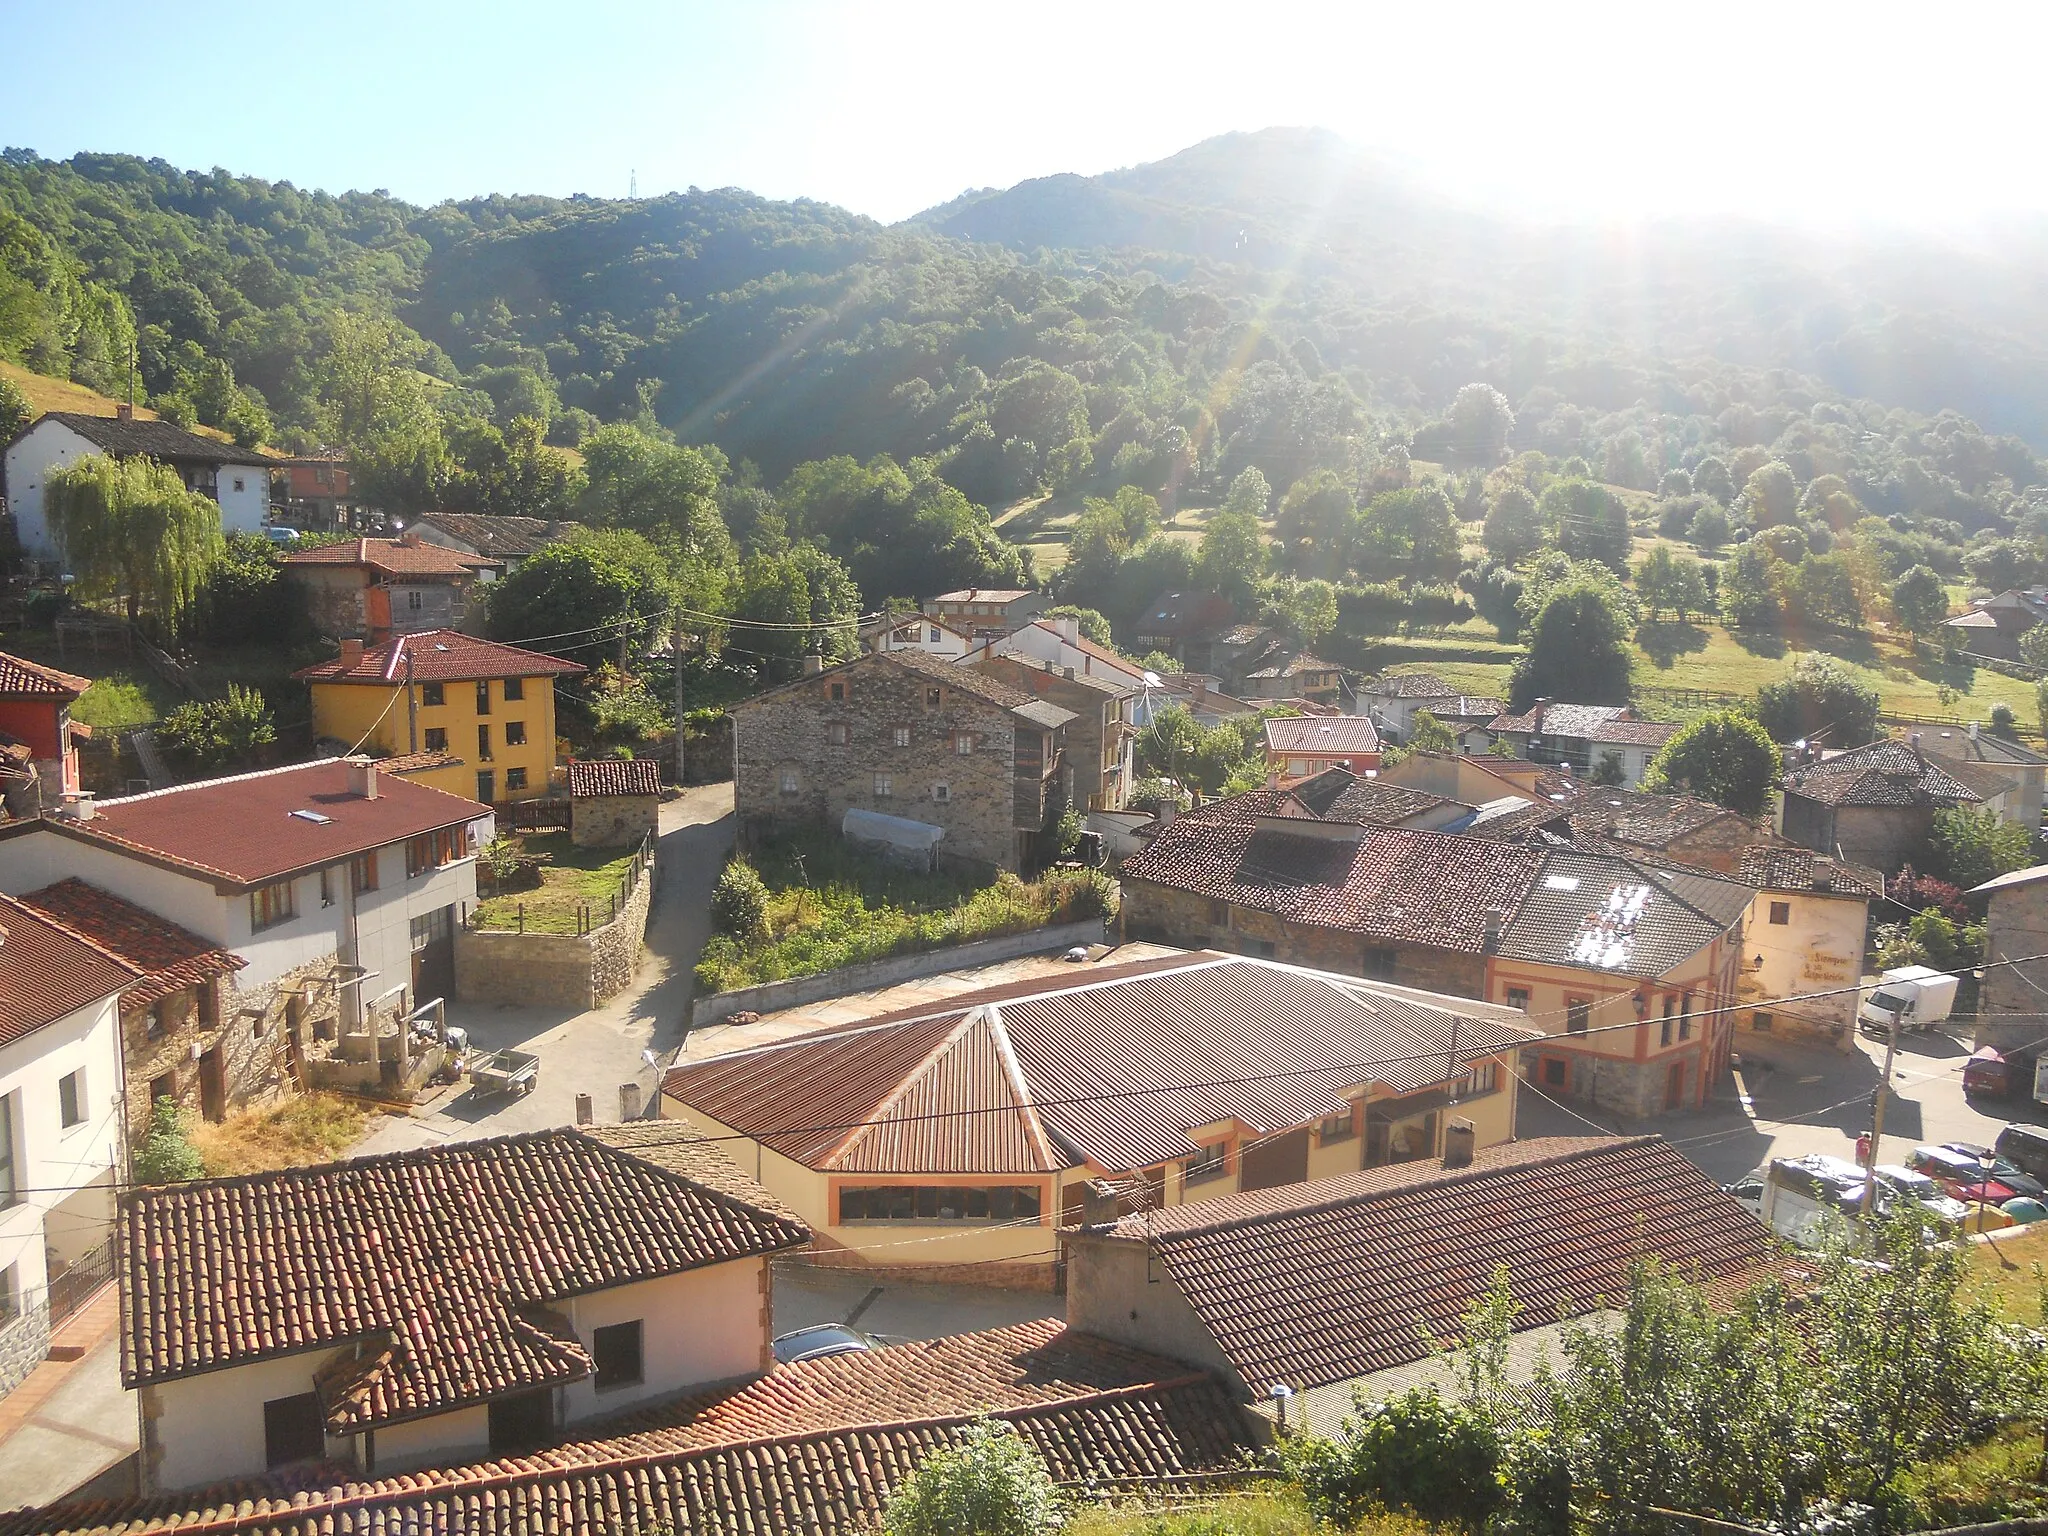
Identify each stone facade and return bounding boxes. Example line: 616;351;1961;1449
126;962;320;1143
972;654;1131;813
571;794;658;849
1978;875;2048;1051
454;846;654;1011
1780;795;1933;874
733;654;1065;874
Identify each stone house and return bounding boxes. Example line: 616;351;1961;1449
407;512;584;571
922;587;1044;642
567;757;661;847
1484;701;1679;789
1970;862;2048;1055
1236;646;1346;706
731;649;1076;874
1938;587;2048;661
0;649;90;816
13;879;248;1140
280;536;502;641
1732;847;1880;1049
967;651;1135;812
1134;590;1235;660
1918;723;2048;830
120;1125;810;1492
664;950;1535;1287
1776;738;1983;872
1552;780;1765;875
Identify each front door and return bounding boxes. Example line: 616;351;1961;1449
411;906;456;1005
1665;1060;1687;1111
1240;1126;1310;1192
198;1047;226;1123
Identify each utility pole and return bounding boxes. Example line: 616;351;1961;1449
674;615;688;787
1860;1002;1904;1219
404;646;418;754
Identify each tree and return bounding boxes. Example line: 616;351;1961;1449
0;371;27;445
1220;464;1272;522
1445;382;1514;466
1285;1387;1502;1532
729;541;862;676
709;858;768;940
1991;702;2019;740
1541;479;1632;572
1721;539;1787;629
2018;625;2048;672
881;1420;1063;1536
1738;460;1800;527
1691;455;1736;503
1792;551;1863;628
1135;704;1201;782
134;1098;204;1185
485;529;677;666
1891;563;1949;637
1274;578;1337;646
1752;656;1880;746
990;362;1087;486
1508;574;1635;709
1929;804;2034;890
158;685;276;772
1642;711;1778;816
315;311;451;516
1407;709;1457;754
1483;484;1545;564
1275;470;1356;571
1687;501;1733;550
1358;485;1461;578
1633;546;1710;621
44;453;223;631
1041;604;1113;647
1196;506;1266;605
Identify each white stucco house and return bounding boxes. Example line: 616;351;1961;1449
861;611;974;659
3;408;273;564
0;893;133;1399
121;1122;809;1491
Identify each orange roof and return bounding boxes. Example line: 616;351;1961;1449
293;630;585;685
280;537;498;579
0;893;137;1042
0;651;91;701
16;878;243;1010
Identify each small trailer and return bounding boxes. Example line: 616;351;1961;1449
466;1047;540;1098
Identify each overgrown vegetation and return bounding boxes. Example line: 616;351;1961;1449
472;832;643;934
187;1092;367;1178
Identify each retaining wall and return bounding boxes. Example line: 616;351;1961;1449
688;917;1108;1027
455;853;656;1012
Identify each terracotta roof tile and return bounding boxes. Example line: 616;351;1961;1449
34;411;257;465
15;878;243;1010
411;513;585;559
0;893;137;1042
280;538;498;577
1737;846;1884;898
292;629;584;685
119;1129;810;1426
930;588;1036;604
1265;717;1380;755
567;758;662;797
0;650;91;700
1781;739;1982;807
1088;1136;1774;1390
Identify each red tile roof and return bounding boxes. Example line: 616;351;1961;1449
0;893;136;1043
1781;739;1983;808
280;537;497;578
292;629;585;685
119;1128;810;1426
44;760;488;888
929;588;1035;604
1086;1136;1774;1391
1265;716;1381;756
5;1323;1252;1536
1738;846;1884;898
15;879;243;1010
1363;671;1456;699
567;758;662;797
0;650;91;701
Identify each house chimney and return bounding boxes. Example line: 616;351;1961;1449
339;637;365;669
1443;1117;1476;1170
1054;617;1080;644
1483;913;1503;953
345;755;380;800
60;790;95;822
619;1082;644;1120
801;655;825;676
1155;797;1178;827
114;402;133;422
1969;720;1981;742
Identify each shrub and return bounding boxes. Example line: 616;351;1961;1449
135;1099;204;1185
1282;1388;1501;1532
709;858;769;940
158;684;276;771
881;1419;1064;1536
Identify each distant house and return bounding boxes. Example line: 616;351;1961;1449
280;535;502;641
0;893;132;1401
665;950;1536;1284
270;455;365;529
731;648;1076;874
0;649;91;814
967;615;1150;687
1264;716;1381;781
119;1125;810;1491
1550;779;1764;875
408;512;585;571
1064;1135;1774;1432
295;630;584;806
861;611;974;659
1776;738;1983;872
567;757;662;847
1133;590;1235;660
1938;587;2048;661
968;650;1137;812
1238;646;1345;705
1485;701;1679;788
1734;847;1881;1048
1917;722;2048;830
922;587;1044;642
1242;766;1477;833
1359;671;1459;738
3;408;274;563
1134;671;1258;730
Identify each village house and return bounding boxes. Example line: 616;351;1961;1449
407;512;585;571
118;1124;811;1492
1254;767;1477;832
966;614;1149;687
1733;846;1880;1049
14;879;247;1139
1063;1135;1774;1434
280;535;502;641
13;1316;1252;1536
1119;805;1752;1117
1919;723;2048;830
0;758;488;1084
295;630;584;806
730;648;1076;874
1236;644;1345;706
567;757;661;848
0;894;133;1401
1484;701;1680;789
1547;778;1764;874
1938;586;2048;661
861;610;975;659
1264;715;1382;781
1776;737;1983;872
0;649;90;816
1133;671;1258;729
664;950;1536;1286
1376;748;1558;804
1969;862;2048;1057
967;650;1136;812
1134;590;1235;660
268;454;364;530
1358;670;1460;738
4;409;273;564
922;587;1044;641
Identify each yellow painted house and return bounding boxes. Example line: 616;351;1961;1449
295;629;585;804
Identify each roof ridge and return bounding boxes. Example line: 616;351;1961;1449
570;1126;809;1238
983;1003;1058;1172
819;1009;990;1169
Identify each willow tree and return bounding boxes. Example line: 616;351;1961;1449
44;454;224;633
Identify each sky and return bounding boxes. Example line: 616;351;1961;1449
2;1;2043;229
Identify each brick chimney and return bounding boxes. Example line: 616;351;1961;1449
1443;1117;1476;1170
114;402;133;422
339;638;365;669
345;755;380;800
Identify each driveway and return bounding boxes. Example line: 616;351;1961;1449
356;784;734;1155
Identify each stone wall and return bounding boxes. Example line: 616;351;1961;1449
284;566;369;640
454;848;654;1011
127;959;325;1142
0;1301;51;1402
572;793;658;849
1980;877;2048;1043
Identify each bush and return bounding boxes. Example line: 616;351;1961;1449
882;1420;1064;1536
134;1098;204;1185
709;858;769;941
158;684;276;771
1282;1389;1501;1532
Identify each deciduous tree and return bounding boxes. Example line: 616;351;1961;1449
1642;710;1778;815
1483;484;1545;564
1752;655;1880;745
44;453;223;631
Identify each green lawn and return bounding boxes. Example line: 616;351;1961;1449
474;833;642;934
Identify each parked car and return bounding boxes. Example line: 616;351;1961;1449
1937;1142;2048;1201
1871;1164;1970;1227
1723;1170;1766;1217
1995;1124;2048;1184
262;525;301;545
771;1324;874;1365
1906;1144;2020;1205
1759;1155;1872;1246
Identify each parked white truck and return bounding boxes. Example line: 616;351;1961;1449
1858;965;1961;1036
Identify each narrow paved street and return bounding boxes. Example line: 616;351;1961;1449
356;784;734;1155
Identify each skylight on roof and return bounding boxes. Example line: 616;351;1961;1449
290;809;333;824
1543;875;1579;891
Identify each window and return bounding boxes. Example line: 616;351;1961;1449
503;676;524;701
1455;1061;1501;1098
146;999;169;1040
232;477;245;493
828;681;846;702
319;867;336;908
779;769;801;796
477;770;496;803
592;1320;644;1389
505;767;527;792
954;732;974;755
1506;986;1531;1012
932;783;951;802
505;721;527;747
407;589;423;611
1184;1143;1228;1184
58;1070;83;1130
351;853;377;894
1660;995;1676;1049
411;906;454;952
927;626;942;642
925;687;942;709
478;724;493;761
488;1390;553;1453
423;726;448;752
1680;991;1695;1040
836;1185;1043;1223
826;722;850;746
1318;1109;1356;1144
1362;948;1398;980
476;681;493;714
150;1074;175;1103
1768;900;1791;926
1752;1010;1774;1033
873;773;893;798
893;727;911;748
1565;997;1591;1034
1240;937;1277;959
0;1098;14;1211
1541;1056;1569;1088
421;682;445;707
406;829;461;877
0;1266;15;1325
264;1393;327;1468
250;880;296;931
1206;899;1228;926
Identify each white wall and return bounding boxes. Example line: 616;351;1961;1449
0;994;125;1299
214;464;271;536
562;1260;766;1423
373;1403;490;1474
3;419;99;561
146;1345;351;1492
